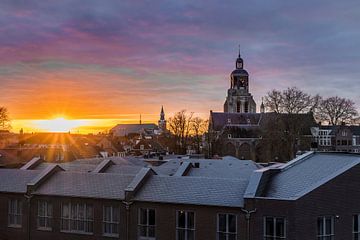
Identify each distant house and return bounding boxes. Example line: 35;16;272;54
96;137;126;157
132;138;165;155
311;124;360;153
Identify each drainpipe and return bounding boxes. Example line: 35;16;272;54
241;208;257;240
123;201;133;240
24;193;33;240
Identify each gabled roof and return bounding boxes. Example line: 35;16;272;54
134;175;248;207
256;152;360;200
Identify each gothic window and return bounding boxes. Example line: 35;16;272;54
244;102;249;113
236;102;241;113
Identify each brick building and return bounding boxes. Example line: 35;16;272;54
0;152;360;239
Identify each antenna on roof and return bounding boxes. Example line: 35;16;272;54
238;44;241;57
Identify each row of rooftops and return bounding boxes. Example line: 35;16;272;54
0;152;359;208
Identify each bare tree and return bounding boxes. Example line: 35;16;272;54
318;96;358;125
168;110;193;154
0;107;11;130
264;89;283;113
264;87;318;114
191;117;208;154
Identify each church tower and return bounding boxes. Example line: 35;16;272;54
158;106;167;132
223;48;256;113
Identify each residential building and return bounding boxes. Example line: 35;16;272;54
0;152;359;239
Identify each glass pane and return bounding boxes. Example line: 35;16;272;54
139;226;147;237
187;230;195;240
149;209;155;225
354;215;359;232
62;204;69;218
325;217;333;235
218;233;227;240
104;206;111;221
265;217;274;236
177;211;186;228
228;233;237;240
177;229;185;240
276;218;285;237
87;205;93;219
148;226;155;237
317;217;324;235
78;204;85;219
218;214;227;232
187;212;195;229
140;209;147;225
47;203;52;217
228;214;236;233
38;202;45;216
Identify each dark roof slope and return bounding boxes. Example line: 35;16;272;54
0;169;41;193
134;175;248;207
34;171;135;199
262;153;360;200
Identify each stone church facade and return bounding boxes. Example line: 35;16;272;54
208;50;315;162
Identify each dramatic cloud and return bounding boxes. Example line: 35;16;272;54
0;0;359;125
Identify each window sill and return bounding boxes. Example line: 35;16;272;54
37;227;52;231
60;230;93;235
103;233;119;238
8;224;22;228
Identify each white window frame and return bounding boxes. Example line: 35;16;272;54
8;199;22;228
317;216;334;240
176;210;195;240
263;216;286;239
60;202;94;234
138;208;156;240
217;213;237;240
103;205;120;237
37;200;52;231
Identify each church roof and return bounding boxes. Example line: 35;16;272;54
231;69;249;76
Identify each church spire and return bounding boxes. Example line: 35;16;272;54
160;106;165;120
236;46;244;69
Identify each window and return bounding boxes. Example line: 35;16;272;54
61;202;93;234
264;217;286;239
236;102;240;113
103;206;120;237
227;118;231;124
138;208;155;239
176;210;195;240
354;215;360;240
228;134;232;139
8;199;22;228
317;216;334;240
37;200;52;230
217;213;237;240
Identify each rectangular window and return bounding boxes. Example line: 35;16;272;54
264;217;286;239
61;202;93;234
8;199;22;228
138;208;156;239
37;200;52;230
176;210;195;240
217;213;237;240
103;206;120;237
317;216;334;240
353;215;360;240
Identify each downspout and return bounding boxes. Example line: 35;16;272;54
123;201;133;240
241;208;257;240
24;193;33;240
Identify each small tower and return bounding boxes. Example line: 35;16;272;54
223;47;257;113
158;106;167;132
260;98;265;113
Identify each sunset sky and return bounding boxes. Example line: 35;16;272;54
1;0;360;133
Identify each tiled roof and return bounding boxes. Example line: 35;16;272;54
134;175;248;207
110;124;158;136
103;165;144;175
33;171;135;199
0;169;41;193
263;153;360;200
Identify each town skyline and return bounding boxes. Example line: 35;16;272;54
1;0;360;133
